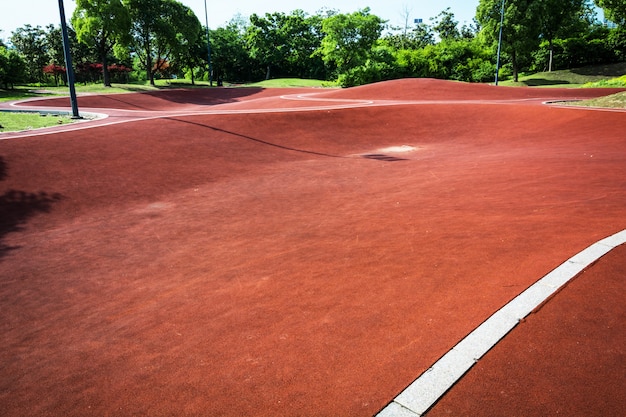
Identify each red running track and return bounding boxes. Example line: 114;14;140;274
0;79;625;416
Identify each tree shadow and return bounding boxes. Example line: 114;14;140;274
141;87;266;106
522;79;571;86
16;86;268;111
166;117;345;159
571;63;626;77
0;156;64;260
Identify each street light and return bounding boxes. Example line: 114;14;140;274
57;0;81;118
203;0;213;86
495;0;505;86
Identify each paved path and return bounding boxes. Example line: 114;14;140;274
1;80;624;416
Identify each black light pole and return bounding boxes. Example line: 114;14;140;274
495;0;506;86
203;0;213;86
58;0;81;118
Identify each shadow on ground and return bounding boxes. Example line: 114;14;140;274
17;87;268;111
521;78;571;86
572;62;626;77
140;87;266;106
166;117;345;159
0;156;63;259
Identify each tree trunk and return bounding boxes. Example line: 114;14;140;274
144;35;155;86
548;39;554;72
102;50;111;87
512;49;519;83
265;65;270;80
147;56;155;86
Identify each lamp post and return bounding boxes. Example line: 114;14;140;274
495;0;505;86
203;0;213;86
58;0;81;118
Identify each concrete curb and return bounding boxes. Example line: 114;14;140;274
377;229;626;417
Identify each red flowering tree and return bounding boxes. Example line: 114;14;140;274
108;63;132;83
42;63;66;86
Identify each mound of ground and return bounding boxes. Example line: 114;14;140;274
17;87;318;111
14;79;626;113
313;78;626;101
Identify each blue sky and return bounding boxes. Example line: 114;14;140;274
1;0;481;41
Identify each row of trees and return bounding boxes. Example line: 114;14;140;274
1;0;625;89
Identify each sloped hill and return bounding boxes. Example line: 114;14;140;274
312;78;625;101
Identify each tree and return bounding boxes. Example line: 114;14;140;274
43;63;66;86
0;46;27;88
477;0;543;82
159;2;202;80
210;16;254;82
537;0;589;71
124;0;201;85
431;8;460;40
246;12;288;80
316;8;386;74
245;10;327;80
384;22;435;50
10;25;48;82
596;0;626;24
72;0;131;87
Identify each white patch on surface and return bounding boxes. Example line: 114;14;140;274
378;145;418;153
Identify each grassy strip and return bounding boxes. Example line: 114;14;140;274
1;78;334;102
567;91;626;109
0;112;73;132
499;62;626;87
243;78;337;88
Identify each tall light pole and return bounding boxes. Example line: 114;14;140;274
495;0;506;86
58;0;81;118
203;0;213;86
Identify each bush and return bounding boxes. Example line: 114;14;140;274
0;46;27;88
533;28;621;72
392;39;494;82
337;59;395;87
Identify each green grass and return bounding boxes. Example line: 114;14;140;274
499;62;626;87
242;78;338;88
0;78;334;103
584;74;626;88
567;91;626;108
0;111;74;132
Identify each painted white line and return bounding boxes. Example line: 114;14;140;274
377;229;626;417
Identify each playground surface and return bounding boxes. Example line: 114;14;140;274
0;79;625;416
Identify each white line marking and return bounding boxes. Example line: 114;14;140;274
377;229;626;417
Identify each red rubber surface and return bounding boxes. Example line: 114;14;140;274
426;244;626;417
1;79;625;416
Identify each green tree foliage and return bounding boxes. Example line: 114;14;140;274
9;25;48;83
383;23;435;50
596;0;626;24
316;8;386;74
1;2;623;88
245;10;326;80
124;0;201;85
532;24;619;70
431;8;461;40
72;0;131;87
477;0;544;82
160;6;203;82
0;46;27;88
43;25;66;68
210;16;254;82
537;0;592;71
393;38;494;82
181;30;209;85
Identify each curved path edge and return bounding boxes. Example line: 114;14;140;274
376;228;626;417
